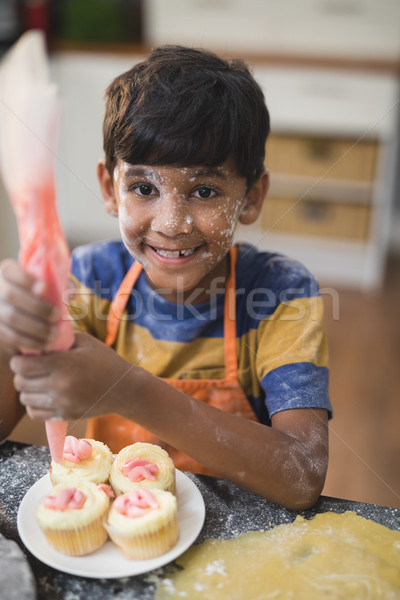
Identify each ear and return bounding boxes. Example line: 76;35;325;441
97;159;118;217
239;170;269;225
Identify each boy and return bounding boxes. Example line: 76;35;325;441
0;46;331;509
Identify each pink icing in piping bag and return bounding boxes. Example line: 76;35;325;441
0;32;74;463
45;421;69;464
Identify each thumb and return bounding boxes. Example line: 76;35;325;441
73;331;97;349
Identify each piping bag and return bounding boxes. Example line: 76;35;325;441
0;31;74;463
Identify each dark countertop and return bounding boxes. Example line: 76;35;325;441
1;441;399;599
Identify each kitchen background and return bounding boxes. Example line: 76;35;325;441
1;0;399;508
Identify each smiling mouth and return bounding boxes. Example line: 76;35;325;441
149;246;200;258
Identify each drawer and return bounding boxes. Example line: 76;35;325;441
266;135;378;182
261;196;371;241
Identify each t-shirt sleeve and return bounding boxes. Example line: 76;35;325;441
256;282;331;418
65;273;97;335
64;243;117;341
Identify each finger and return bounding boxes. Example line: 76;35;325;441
0;307;59;348
20;393;54;409
0;285;60;324
72;330;96;349
10;355;52;379
13;374;47;395
0;260;37;291
22;395;61;420
0;262;60;323
21;392;67;421
0;323;48;354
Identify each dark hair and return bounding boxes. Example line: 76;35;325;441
103;45;270;189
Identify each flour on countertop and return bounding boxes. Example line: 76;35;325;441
204;558;227;576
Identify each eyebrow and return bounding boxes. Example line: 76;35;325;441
122;166;229;180
189;168;228;180
123;167;155;178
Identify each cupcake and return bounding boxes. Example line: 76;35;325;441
110;442;176;496
50;436;113;486
106;488;178;560
36;480;113;556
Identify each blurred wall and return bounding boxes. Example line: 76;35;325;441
143;0;400;60
0;177;18;260
390;114;400;254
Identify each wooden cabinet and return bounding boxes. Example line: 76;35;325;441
262;195;371;242
260;133;377;243
266;135;378;182
144;0;400;61
235;67;399;290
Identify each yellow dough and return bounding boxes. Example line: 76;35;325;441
155;511;400;599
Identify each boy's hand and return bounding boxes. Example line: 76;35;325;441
9;332;134;421
0;259;60;355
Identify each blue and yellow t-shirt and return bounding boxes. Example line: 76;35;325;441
68;240;331;424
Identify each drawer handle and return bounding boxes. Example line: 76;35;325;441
301;200;331;221
306;141;333;161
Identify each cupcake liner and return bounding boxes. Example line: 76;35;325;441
39;512;108;556
106;514;179;560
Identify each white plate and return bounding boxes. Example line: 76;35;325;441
17;471;205;579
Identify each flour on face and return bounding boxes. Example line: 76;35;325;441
111;159;249;303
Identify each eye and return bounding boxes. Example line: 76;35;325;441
135;184;154;196
193;186;218;199
127;182;157;197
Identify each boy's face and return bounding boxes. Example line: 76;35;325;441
99;157;267;303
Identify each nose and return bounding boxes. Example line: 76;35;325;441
150;196;193;236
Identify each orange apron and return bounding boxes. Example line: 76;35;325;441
86;246;258;474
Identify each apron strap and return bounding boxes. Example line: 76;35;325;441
105;247;239;381
105;260;143;346
223;246;238;381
